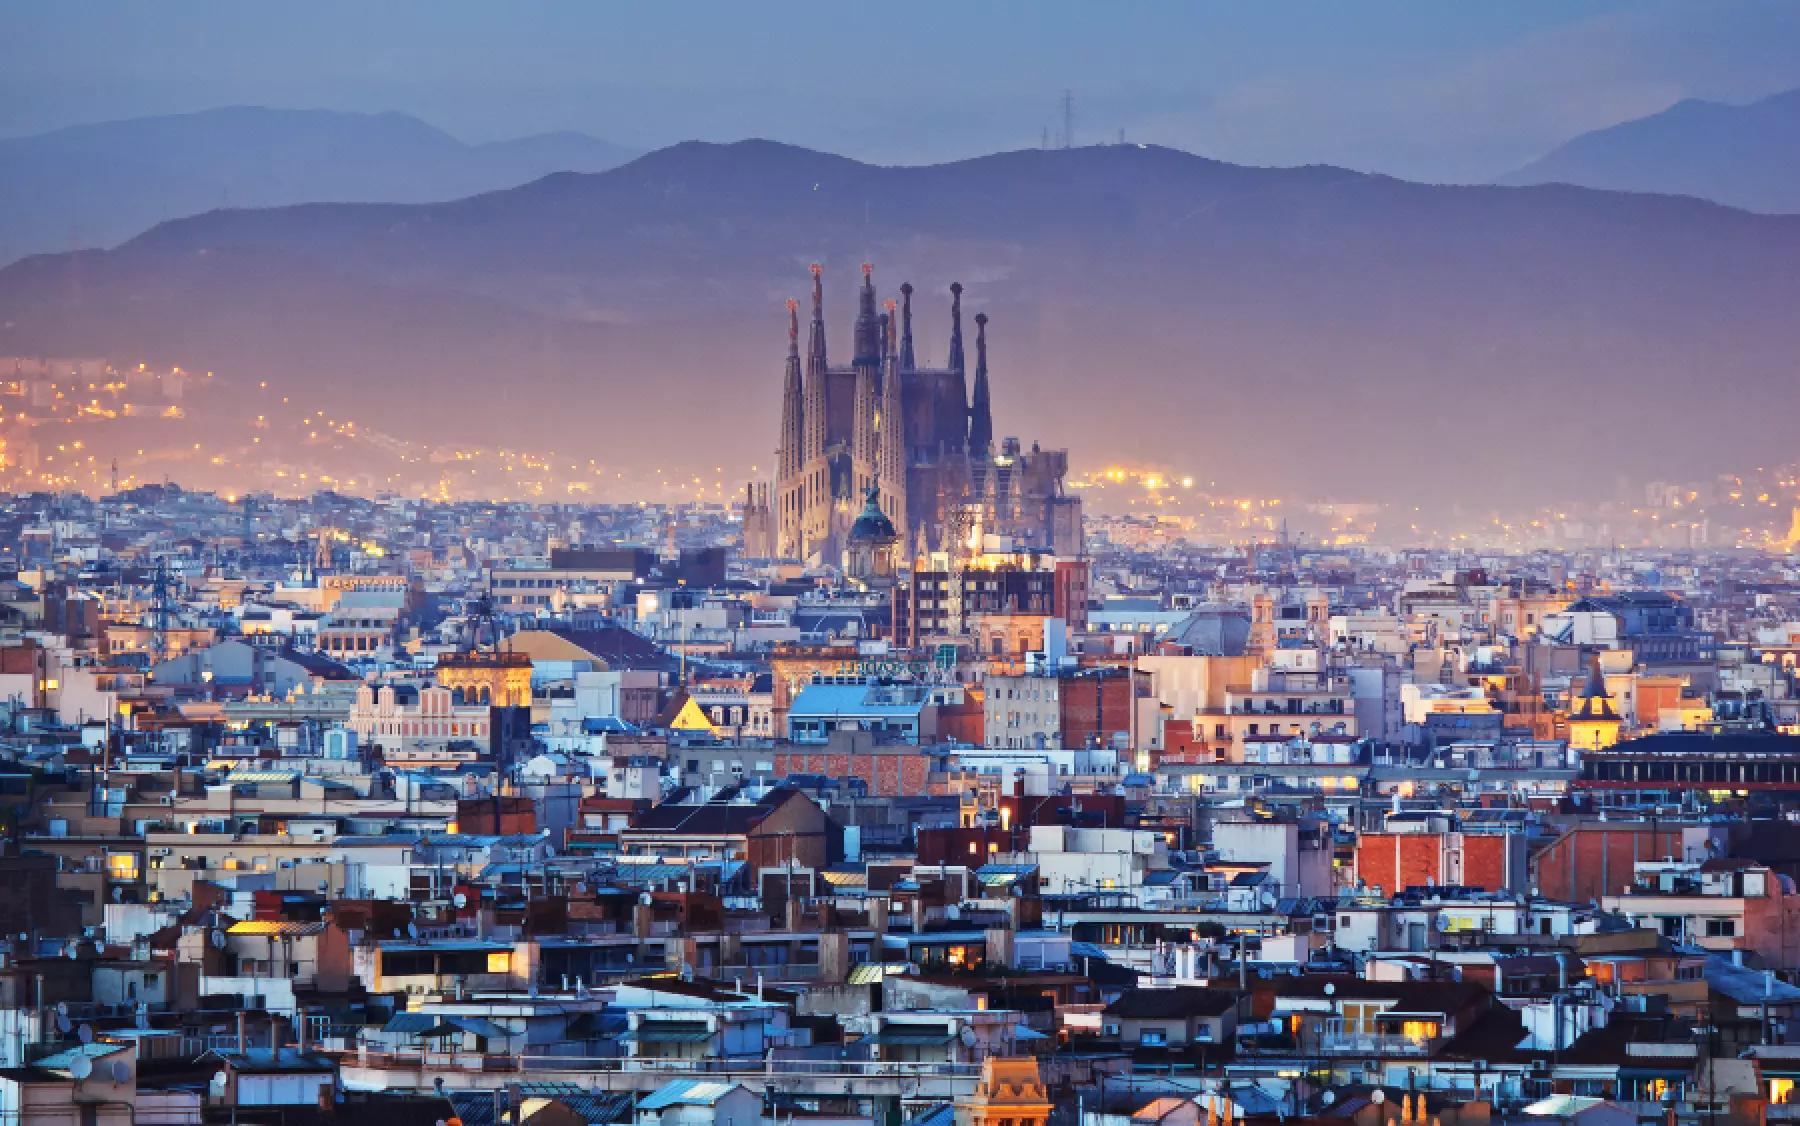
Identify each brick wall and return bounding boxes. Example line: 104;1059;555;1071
1532;825;1686;903
772;751;932;797
1355;833;1442;896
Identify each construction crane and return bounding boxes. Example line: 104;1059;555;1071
942;503;981;639
149;558;175;667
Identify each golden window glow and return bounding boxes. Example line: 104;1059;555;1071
487;952;511;973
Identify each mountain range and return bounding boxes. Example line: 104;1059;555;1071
1498;87;1800;214
0;107;638;265
3;139;1798;513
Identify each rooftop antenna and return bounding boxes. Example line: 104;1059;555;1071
1062;90;1075;149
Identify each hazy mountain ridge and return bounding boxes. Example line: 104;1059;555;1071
1497;87;1800;213
0;106;639;264
4;140;1799;511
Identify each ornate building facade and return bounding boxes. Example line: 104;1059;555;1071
769;264;1081;565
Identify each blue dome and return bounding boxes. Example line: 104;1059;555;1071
848;486;898;542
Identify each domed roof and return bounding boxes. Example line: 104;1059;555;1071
1161;605;1253;656
848;486;898;543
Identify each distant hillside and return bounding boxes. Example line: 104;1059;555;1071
0;106;639;264
3;139;1799;512
1497;88;1800;213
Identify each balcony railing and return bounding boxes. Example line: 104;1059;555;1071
1310;1021;1436;1056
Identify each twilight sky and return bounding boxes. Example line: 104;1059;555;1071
4;1;1800;182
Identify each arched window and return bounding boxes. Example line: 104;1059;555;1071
451;688;465;706
479;686;491;706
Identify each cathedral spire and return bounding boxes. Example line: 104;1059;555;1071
807;262;827;375
776;297;806;556
898;282;916;372
969;311;993;456
943;282;969;456
948;282;966;373
853;262;880;365
880;298;908;545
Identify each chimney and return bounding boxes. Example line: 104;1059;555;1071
237;1010;247;1055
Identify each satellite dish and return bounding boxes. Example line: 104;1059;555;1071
111;887;123;903
1321;1092;1337;1107
65;940;79;960
1371;1090;1386;1106
959;1027;978;1047
407;922;419;940
1323;982;1336;996
453;893;468;909
70;1055;92;1080
393;928;402;938
110;1061;131;1083
78;1024;93;1044
55;1013;72;1034
638;892;652;906
56;1002;68;1017
209;1072;228;1096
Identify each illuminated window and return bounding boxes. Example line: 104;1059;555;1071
106;854;139;881
486;952;511;973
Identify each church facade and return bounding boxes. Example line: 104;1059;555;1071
757;264;1081;565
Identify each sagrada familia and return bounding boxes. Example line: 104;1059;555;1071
742;264;1081;566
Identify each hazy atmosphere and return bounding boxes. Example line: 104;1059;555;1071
7;2;1800;178
14;12;1800;1119
5;1;1800;538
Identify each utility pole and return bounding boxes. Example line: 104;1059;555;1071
1062;90;1075;149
